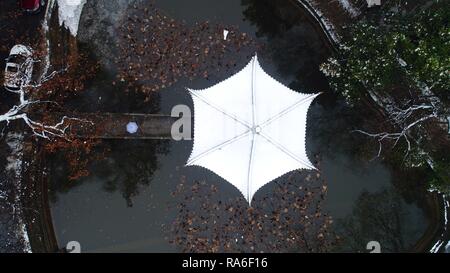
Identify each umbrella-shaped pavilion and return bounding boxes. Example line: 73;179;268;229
187;55;320;204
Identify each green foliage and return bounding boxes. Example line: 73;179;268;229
321;2;450;104
428;158;450;194
321;2;450;193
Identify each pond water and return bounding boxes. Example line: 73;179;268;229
48;0;429;252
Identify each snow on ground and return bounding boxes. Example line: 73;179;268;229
0;188;5;200
41;0;56;79
5;132;31;253
57;0;87;36
337;0;361;18
296;0;341;45
6;133;24;178
430;194;449;253
367;0;381;8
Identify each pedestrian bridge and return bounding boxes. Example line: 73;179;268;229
47;112;191;140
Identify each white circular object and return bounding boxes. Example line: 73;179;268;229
126;122;139;134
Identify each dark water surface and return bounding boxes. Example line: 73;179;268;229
49;0;428;252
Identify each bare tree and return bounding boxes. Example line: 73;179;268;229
1;62;88;140
352;55;446;164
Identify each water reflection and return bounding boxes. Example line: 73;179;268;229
336;187;426;252
48;0;430;252
169;172;337;253
242;0;330;91
49;140;170;207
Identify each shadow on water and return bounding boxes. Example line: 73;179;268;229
48;0;429;252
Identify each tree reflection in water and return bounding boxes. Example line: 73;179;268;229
242;0;330;92
48;139;170;207
336;188;424;253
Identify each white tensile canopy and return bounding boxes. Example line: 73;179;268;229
187;55;320;205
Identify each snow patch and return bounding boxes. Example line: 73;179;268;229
10;45;33;56
41;0;56;79
20;223;32;253
430;194;449;253
398;58;407;67
223;29;229;40
366;0;381;8
6;133;24;178
5;132;31;253
57;0;87;36
337;0;361;18
296;0;341;46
